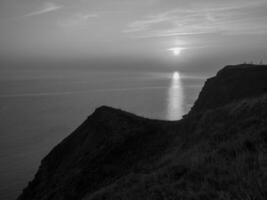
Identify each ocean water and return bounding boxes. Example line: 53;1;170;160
0;68;205;200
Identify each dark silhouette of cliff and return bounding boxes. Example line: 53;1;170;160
190;64;267;113
18;64;267;200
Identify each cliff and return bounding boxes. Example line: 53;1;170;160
18;64;267;200
190;64;267;113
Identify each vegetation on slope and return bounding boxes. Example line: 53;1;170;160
18;64;267;200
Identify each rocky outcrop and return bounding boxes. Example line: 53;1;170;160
18;64;267;200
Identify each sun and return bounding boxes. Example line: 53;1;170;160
168;47;183;56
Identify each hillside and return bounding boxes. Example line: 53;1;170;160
18;64;267;200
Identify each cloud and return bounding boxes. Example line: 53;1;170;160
124;0;267;38
58;13;98;28
25;2;63;17
123;13;170;33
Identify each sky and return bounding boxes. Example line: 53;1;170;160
0;0;267;72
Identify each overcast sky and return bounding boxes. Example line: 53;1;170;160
0;0;267;72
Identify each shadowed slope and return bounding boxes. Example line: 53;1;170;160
18;64;267;200
18;107;180;200
190;64;267;114
85;95;267;200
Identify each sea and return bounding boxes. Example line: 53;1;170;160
0;67;206;200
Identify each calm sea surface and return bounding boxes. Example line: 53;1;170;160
0;68;206;200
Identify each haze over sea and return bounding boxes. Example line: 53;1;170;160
0;67;205;200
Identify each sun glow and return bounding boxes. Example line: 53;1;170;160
168;47;183;56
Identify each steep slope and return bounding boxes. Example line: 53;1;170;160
84;95;267;200
190;64;267;113
18;64;267;200
18;106;180;200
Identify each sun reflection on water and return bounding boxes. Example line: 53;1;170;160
167;71;184;120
